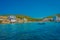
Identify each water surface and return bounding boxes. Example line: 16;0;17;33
0;22;60;40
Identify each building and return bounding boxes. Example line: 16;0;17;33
0;16;10;23
56;16;60;22
53;16;60;22
43;18;49;22
8;15;16;23
2;19;10;24
17;18;27;23
17;18;24;23
23;18;27;23
0;16;4;20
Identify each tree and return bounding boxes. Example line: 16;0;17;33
47;16;53;18
56;14;60;17
46;16;54;22
0;20;2;24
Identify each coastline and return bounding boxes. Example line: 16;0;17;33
0;14;60;24
0;21;57;24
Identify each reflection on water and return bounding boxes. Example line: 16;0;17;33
0;22;60;40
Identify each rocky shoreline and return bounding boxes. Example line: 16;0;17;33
0;14;60;24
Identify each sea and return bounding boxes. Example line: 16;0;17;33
0;22;60;40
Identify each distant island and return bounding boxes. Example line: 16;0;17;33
0;14;60;24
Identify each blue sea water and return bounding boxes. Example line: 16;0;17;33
0;22;60;40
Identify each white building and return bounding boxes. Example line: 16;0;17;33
8;15;16;23
56;16;60;22
23;18;27;23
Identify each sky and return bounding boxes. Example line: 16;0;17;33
0;0;60;18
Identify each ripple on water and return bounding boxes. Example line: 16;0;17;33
0;22;60;40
